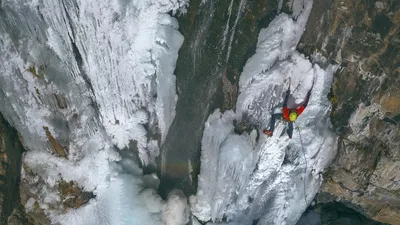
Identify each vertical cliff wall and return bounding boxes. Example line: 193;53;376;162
298;0;400;224
0;114;24;224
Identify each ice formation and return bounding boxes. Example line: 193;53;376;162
0;0;188;224
190;1;338;224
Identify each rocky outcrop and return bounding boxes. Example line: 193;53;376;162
0;114;25;224
7;201;51;225
7;205;32;225
0;114;55;225
298;202;388;225
0;113;92;225
57;180;94;209
297;0;400;224
43;127;68;158
17;163;94;225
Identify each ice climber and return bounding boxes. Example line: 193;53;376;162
263;83;312;139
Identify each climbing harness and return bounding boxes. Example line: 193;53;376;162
294;121;308;206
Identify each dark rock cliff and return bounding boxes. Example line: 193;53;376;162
0;114;24;224
297;0;400;224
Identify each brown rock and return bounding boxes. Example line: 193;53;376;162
380;89;400;115
58;180;95;209
373;207;400;225
370;159;400;192
299;0;400;224
43;127;68;158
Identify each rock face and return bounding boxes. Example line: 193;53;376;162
297;0;400;224
0;113;55;225
0;114;25;224
298;202;390;225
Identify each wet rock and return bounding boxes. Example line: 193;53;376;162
299;0;400;224
0;114;24;224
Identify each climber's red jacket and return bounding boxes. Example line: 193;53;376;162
282;89;310;121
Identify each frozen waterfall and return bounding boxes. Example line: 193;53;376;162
190;1;338;225
0;0;188;224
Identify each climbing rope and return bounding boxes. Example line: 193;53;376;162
294;121;308;207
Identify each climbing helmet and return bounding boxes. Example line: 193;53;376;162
289;110;298;122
